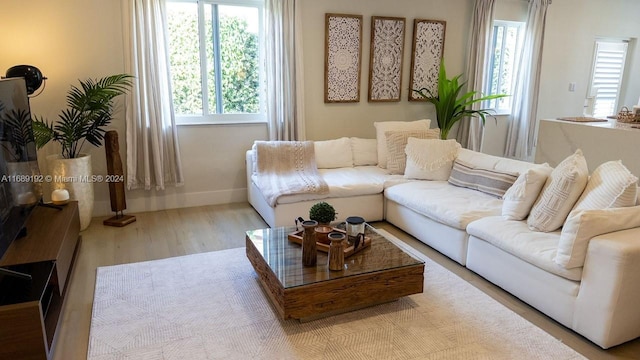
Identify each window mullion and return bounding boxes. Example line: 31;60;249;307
197;1;209;115
496;27;507;110
212;4;224;114
487;26;499;103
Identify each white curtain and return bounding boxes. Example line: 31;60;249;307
504;0;551;159
122;0;184;190
457;0;496;151
265;0;305;141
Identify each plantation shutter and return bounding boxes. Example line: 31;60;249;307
588;40;628;117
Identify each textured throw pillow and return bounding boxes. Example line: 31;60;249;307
350;138;377;166
502;164;553;220
313;137;353;169
448;159;519;198
374;119;431;168
572;160;638;211
385;129;440;174
556;206;640;269
527;150;589;232
404;138;461;181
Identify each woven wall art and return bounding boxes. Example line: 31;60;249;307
325;13;363;103
368;16;406;102
408;19;446;101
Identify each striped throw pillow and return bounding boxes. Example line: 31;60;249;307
572;160;638;211
448;159;519;198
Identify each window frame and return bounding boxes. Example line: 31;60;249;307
485;20;524;115
167;0;266;126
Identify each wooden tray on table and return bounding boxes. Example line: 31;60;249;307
288;227;371;258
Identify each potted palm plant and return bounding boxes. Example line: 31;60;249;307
413;60;507;140
33;74;133;230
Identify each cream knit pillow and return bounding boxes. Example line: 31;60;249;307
385;129;440;174
374;119;431;168
527;150;589;232
404;139;461;181
572;160;638;211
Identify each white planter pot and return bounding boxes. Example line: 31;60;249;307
47;154;94;230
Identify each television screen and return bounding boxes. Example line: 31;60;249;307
0;78;42;261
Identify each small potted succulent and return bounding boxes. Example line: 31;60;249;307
309;201;337;225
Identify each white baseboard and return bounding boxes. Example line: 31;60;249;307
92;188;248;217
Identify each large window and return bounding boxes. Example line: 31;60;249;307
167;0;264;124
485;21;524;114
587;40;629;118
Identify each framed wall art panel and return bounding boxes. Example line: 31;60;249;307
408;19;446;101
368;16;406;102
324;13;363;103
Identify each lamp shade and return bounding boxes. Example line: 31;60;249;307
5;65;45;95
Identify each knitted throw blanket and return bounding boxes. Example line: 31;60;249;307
254;141;329;206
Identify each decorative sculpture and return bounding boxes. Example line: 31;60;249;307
103;130;136;227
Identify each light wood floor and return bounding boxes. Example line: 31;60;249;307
53;203;640;360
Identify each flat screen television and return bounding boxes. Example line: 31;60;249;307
0;78;42;262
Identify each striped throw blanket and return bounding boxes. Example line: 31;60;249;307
254;141;329;206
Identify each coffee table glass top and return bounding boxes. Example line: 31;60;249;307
245;224;424;289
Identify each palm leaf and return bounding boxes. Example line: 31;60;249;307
33;74;133;158
412;60;508;139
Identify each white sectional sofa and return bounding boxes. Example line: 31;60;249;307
245;133;640;349
246;137;402;228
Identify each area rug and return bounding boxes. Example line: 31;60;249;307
88;229;586;360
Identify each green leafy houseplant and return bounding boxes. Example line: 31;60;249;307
413;61;508;140
309;201;337;224
32;74;133;158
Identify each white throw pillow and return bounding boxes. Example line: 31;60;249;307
404;138;461;181
572;160;638;211
556;206;640;269
502;164;553;220
313;137;353;169
374;119;431;168
350;138;377;166
527;149;589;232
385;129;440;175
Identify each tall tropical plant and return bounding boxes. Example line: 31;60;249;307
32;74;133;158
413;61;507;140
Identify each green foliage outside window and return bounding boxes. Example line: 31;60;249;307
167;4;260;116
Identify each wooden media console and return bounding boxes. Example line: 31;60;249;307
0;201;80;360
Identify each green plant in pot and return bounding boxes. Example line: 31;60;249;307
309;201;337;225
413;60;507;140
32;74;133;230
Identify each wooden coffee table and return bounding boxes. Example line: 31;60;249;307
245;224;424;320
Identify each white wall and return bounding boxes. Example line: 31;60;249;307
301;0;473;140
480;0;640;158
536;0;640;143
1;0;269;217
3;0;639;217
